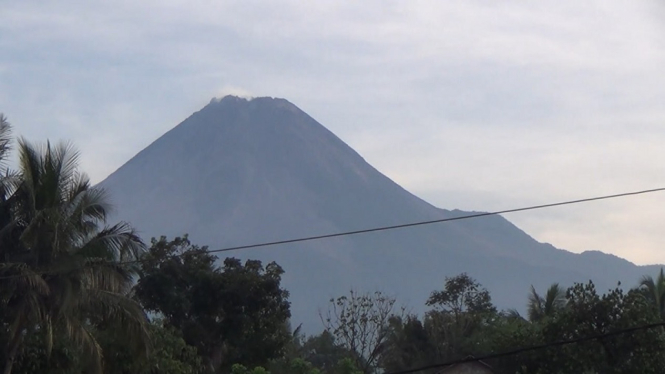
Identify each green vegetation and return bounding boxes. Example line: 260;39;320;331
0;115;149;374
2;114;665;373
134;235;291;372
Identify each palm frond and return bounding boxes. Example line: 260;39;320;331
639;274;655;289
0;170;20;200
504;308;524;320
17;137;43;212
43;257;135;318
293;323;303;338
44;314;54;358
61;316;104;374
0;114;12;166
0;262;50;295
47;273;81;320
65;171;91;200
657;268;665;315
80;289;151;357
527;285;543;322
639;268;665;318
50;141;81;198
17;138;83;212
50;185;113;255
77;222;145;262
544;283;566;314
17;207;54;252
8;290;47;340
64;187;111;233
77;259;135;293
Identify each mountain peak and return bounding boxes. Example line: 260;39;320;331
209;95;251;104
205;95;302;117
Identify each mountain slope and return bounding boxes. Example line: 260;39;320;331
99;96;661;329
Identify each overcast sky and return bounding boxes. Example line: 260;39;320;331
2;1;665;265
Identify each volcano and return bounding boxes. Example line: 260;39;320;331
99;96;660;329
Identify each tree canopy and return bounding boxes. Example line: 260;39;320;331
134;235;291;372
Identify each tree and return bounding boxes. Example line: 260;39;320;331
333;358;363;374
134;236;291;372
268;327;362;374
0;117;149;374
230;364;269;374
475;310;542;373
6;320;204;374
379;315;434;373
478;281;665;373
268;358;320;374
321;290;401;374
426;273;496;317
97;320;204;374
267;322;305;371
7;330;83;374
297;330;355;373
527;283;566;323
538;281;665;373
425;273;496;360
639;268;665;319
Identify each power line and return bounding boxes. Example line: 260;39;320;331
386;321;665;374
146;186;665;257
1;186;665;280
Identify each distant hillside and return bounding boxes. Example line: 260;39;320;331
99;96;662;330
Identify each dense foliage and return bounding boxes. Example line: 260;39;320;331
0;115;149;374
134;236;291;372
2;114;665;373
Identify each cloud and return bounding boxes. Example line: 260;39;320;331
214;86;254;100
1;0;664;265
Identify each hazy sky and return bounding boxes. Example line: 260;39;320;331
2;1;665;265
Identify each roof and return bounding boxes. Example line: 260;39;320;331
436;356;494;374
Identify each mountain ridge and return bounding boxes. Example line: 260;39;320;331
99;95;662;330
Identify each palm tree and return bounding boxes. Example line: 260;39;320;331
0;114;17;241
0;116;149;374
504;308;525;321
638;268;665;319
527;283;566;323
